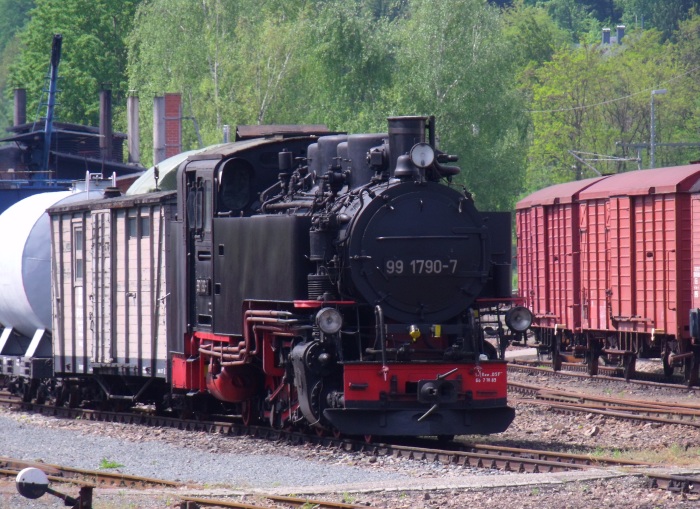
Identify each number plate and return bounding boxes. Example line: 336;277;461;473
384;258;458;276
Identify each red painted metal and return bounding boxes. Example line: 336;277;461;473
577;165;700;338
692;196;700;311
171;353;202;391
205;365;258;403
343;362;508;403
516;177;606;332
579;197;610;331
293;300;356;308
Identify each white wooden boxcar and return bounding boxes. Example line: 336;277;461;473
49;190;177;395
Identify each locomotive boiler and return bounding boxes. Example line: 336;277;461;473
35;115;526;438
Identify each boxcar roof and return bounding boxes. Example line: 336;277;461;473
578;163;700;200
516;176;607;209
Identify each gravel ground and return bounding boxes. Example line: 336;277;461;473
2;358;700;508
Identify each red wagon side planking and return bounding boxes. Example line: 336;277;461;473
516;178;607;339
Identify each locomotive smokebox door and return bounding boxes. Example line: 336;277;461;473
346;182;490;323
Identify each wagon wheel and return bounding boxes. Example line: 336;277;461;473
684;348;700;387
241;399;258;426
662;348;674;378
54;383;69;407
551;333;562;372
623;354;636;381
587;353;599;377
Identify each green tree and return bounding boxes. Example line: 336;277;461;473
0;0;34;129
523;27;698;192
8;0;139;126
617;0;700;39
502;2;570;69
390;0;530;210
271;0;394;132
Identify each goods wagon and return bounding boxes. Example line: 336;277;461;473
517;164;700;384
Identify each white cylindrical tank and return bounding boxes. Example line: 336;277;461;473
0;190;102;338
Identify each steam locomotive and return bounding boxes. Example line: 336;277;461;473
6;116;528;438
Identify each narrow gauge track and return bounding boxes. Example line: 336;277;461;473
2;395;699;496
508;362;700;393
0;456;182;489
509;381;700;428
0;397;663;473
0;456;367;509
0;395;653;473
180;494;368;509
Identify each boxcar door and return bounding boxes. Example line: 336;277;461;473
90;210;113;364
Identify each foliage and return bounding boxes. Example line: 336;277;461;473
0;0;34;128
98;457;125;470
616;0;700;39
502;2;570;69
390;0;530;210
8;0;139;127
524;24;700;194
5;0;700;210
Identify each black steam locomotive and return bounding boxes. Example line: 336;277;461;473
30;116;527;438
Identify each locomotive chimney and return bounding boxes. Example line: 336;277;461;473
13;89;26;126
387;116;427;176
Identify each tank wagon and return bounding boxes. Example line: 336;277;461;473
517;163;700;384
3;116;529;438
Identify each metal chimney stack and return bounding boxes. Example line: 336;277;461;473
13;89;26;126
99;88;113;161
617;25;625;44
153;96;166;165
127;93;140;165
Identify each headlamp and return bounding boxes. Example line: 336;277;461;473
316;307;343;334
505;306;533;333
409;143;435;168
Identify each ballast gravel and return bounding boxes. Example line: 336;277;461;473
0;412;408;488
2;357;700;507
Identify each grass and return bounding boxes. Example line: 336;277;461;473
99;457;125;470
572;443;700;467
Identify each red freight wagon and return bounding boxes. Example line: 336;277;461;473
516;177;606;358
576;164;700;380
517;163;700;384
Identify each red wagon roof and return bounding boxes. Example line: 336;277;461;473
578;163;700;200
516;176;607;209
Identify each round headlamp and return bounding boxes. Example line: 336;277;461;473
316;307;343;334
409;142;435;168
505;306;533;333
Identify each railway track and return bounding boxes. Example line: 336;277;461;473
508;361;700;393
0;395;657;473
180;494;368;509
2;391;700;498
0;456;368;509
509;381;700;428
0;456;182;489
